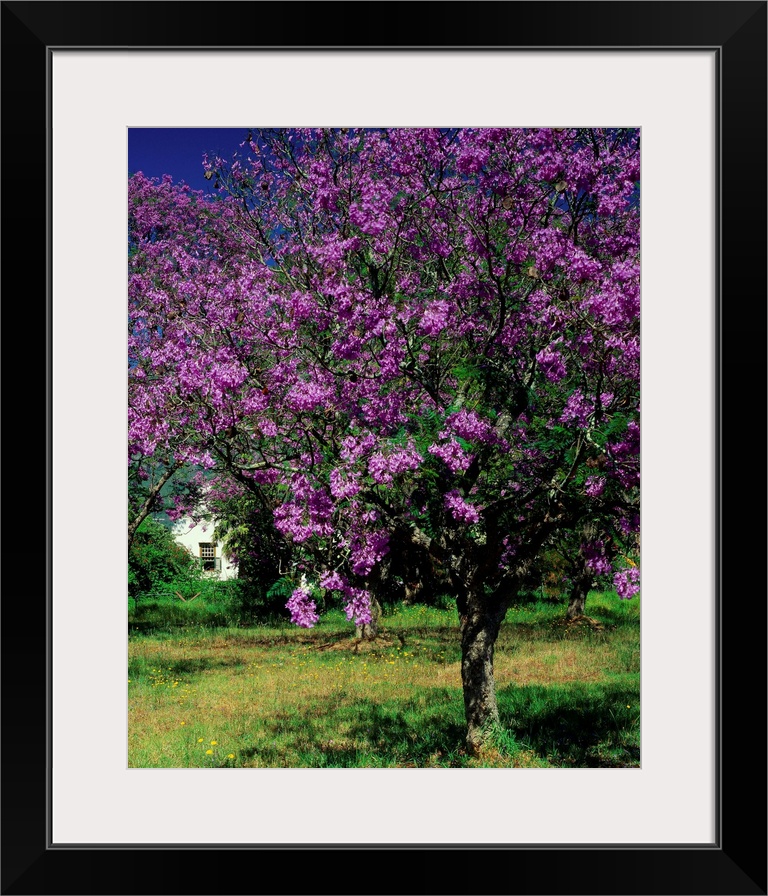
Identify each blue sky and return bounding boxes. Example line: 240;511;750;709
128;127;250;189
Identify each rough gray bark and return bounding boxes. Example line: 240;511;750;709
460;588;509;752
566;574;592;620
403;579;421;606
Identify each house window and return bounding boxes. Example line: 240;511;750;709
199;543;216;571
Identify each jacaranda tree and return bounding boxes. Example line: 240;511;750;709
129;127;640;750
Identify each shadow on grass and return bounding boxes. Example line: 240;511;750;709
128;616;236;635
579;604;641;627
499;612;638;646
238;691;467;768
128;655;248;677
499;681;640;768
230;682;639;768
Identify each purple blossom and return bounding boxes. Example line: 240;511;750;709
319;570;345;591
428;439;473;474
614;567;640;599
443;409;495;444
273;480;335;542
329;468;362;499
582;540;612;576
585;476;606;497
349;529;390;577
367;445;423;485
318;572;373;626
560;390;593;427
286;380;332;412
444;490;481;524
618;513;640;536
340;433;376;463
568;249;603;282
456;141;490;175
286;585;319;628
498;535;521;571
343;588;372;626
419;300;454;336
536;347;567;382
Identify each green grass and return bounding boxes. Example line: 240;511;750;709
128;583;252;632
128;592;640;768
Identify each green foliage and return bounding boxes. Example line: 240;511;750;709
208;492;293;614
127;576;304;633
128;517;200;598
265;576;295;605
128;579;264;631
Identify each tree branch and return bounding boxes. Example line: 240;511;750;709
128;460;182;548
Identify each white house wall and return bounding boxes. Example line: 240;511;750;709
171;518;238;581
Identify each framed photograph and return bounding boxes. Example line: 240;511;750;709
3;2;765;893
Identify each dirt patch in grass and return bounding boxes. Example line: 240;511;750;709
317;634;403;653
495;648;604;686
559;614;611;632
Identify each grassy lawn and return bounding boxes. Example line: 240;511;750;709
128;592;640;769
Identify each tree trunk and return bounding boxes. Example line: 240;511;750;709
460;588;509;753
403;579;421;606
355;595;382;640
566;574;592;620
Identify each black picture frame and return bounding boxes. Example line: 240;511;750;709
2;2;765;894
